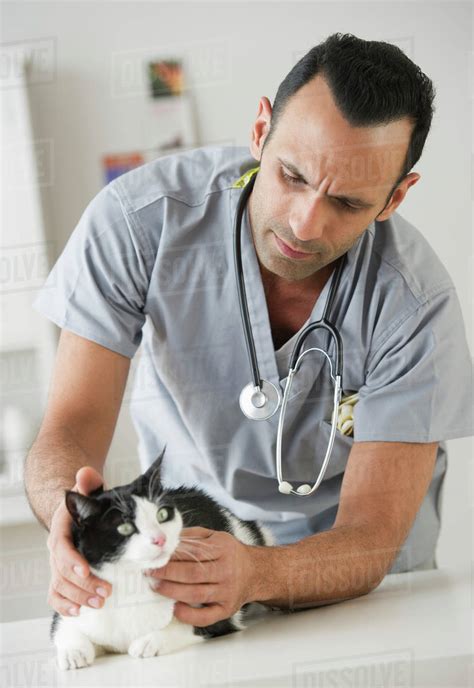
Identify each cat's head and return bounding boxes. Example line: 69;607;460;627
65;446;183;571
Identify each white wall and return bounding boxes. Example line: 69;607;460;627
1;1;472;621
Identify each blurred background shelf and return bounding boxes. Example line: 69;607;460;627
0;487;37;527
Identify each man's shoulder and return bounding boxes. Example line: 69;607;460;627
109;144;257;213
369;210;454;305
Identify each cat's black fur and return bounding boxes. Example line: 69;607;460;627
50;446;273;644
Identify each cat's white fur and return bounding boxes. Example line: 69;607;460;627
53;495;276;670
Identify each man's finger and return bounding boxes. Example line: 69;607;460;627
179;527;214;539
146;559;219;584
173;601;224;627
155;581;220;605
75;467;106;496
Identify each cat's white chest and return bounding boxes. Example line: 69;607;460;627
67;565;174;653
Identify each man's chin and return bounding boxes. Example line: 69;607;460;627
266;255;326;281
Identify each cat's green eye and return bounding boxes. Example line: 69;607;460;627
117;522;134;536
156;507;169;523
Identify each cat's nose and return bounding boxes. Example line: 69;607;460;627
152;534;166;547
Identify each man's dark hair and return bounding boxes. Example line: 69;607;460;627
263;33;436;209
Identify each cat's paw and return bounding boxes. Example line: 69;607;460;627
56;639;95;670
128;631;163;659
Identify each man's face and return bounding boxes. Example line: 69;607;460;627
248;75;419;284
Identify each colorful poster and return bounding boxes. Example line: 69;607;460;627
148;60;183;98
102;152;145;183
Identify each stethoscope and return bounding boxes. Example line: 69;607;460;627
233;168;345;497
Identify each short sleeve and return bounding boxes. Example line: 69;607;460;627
32;182;153;358
353;287;473;442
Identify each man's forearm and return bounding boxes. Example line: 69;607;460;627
248;524;397;609
23;426;101;532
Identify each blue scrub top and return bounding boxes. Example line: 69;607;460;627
33;145;473;573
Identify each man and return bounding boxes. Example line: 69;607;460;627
25;33;472;627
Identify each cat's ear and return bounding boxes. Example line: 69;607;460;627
65;491;101;525
89;484;104;498
133;445;167;495
143;445;167;481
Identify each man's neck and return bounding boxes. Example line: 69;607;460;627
258;257;336;299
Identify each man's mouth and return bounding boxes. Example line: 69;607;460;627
273;233;315;260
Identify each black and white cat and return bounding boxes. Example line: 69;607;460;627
51;447;276;670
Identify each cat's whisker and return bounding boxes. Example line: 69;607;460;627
179;536;214;547
175;507;200;521
109;489;130;519
174;545;208;567
148;467;164;502
173;552;203;567
173;549;200;564
100;488;129;521
176;542;215;563
116;490;129;510
101;504;121;521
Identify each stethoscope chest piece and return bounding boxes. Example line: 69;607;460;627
239;379;281;420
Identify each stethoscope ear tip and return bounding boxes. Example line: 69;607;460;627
278;481;312;495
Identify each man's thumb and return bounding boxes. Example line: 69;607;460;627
75;466;105;496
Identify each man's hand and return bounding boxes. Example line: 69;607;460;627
144;527;255;627
46;466;113;616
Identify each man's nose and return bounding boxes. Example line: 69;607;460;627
152;534;166;547
290;194;326;241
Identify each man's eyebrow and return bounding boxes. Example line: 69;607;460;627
277;157;375;208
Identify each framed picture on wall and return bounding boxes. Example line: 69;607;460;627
101;57;197;184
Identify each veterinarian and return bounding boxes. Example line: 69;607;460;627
25;33;472;627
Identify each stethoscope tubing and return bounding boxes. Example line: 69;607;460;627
233;173;261;390
234;169;346;497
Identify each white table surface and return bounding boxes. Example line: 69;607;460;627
1;566;472;687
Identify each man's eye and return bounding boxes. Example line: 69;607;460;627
336;198;360;213
281;169;304;185
281;169;360;212
281;169;360;213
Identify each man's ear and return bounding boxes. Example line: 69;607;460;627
375;172;420;221
250;96;273;161
65;491;101;525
